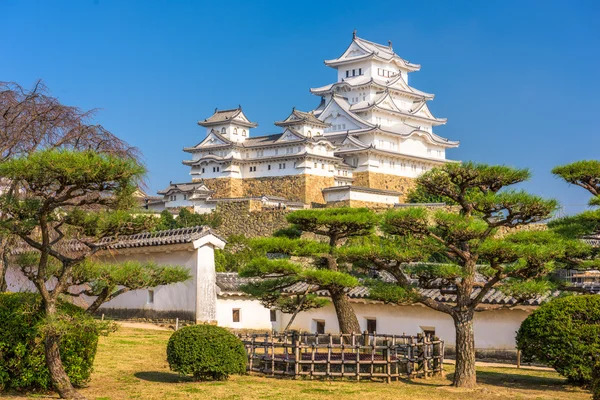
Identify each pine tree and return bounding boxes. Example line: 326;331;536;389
0;150;188;399
340;162;583;388
240;208;377;334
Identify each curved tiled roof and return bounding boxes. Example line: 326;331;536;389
13;226;225;255
215;271;560;306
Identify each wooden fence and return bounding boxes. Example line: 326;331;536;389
238;331;444;382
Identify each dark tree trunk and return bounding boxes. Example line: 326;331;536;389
0;237;9;292
329;287;361;334
452;310;477;388
43;302;86;399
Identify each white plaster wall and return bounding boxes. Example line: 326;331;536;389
216;297;276;330
349;190;398;204
99;250;197;316
279;302;529;350
323;189;399;204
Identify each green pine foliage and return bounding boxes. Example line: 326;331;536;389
339;162;577;387
166;325;246;381
516;295;600;387
0;293;109;391
240;208;378;333
155;208;222;232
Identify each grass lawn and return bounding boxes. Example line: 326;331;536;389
8;326;591;399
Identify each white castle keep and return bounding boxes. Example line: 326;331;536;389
149;32;459;211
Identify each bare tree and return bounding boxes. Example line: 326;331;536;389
0;80;139;290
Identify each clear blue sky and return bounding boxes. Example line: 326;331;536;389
3;0;599;214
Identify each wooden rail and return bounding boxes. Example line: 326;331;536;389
238;331;444;382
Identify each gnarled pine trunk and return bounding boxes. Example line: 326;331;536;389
452;310;477;388
329;287;361;334
44;302;86;400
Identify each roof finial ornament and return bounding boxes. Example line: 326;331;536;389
238;104;242;109
353;29;357;39
292;106;296;111
214;107;218;113
388;40;393;49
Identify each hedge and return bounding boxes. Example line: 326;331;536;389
167;324;246;380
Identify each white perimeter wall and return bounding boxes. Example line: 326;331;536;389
279;302;529;350
99;250;198;317
217;297;277;330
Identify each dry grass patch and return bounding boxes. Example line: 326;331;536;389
5;326;591;399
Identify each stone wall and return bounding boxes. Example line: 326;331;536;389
353;172;416;202
214;201;291;238
197;177;243;198
243;175;305;203
242;175;334;204
305;175;335;204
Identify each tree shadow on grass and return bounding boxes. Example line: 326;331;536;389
404;370;580;394
134;371;192;383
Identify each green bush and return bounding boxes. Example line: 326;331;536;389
0;292;103;392
516;295;600;386
167;325;246;381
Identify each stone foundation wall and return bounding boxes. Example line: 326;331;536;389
214;201;291;238
242;175;305;203
241;175;334;204
197;177;243;198
353;172;416;202
305;175;335;204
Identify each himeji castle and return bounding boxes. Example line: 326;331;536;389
150;32;459;211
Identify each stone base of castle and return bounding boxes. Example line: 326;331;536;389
198;175;334;204
196;177;243;198
353;172;416;202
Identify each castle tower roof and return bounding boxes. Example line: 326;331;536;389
198;107;258;128
324;33;421;72
274;108;330;128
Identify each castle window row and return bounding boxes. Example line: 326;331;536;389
221;127;247;136
345;68;363;78
377;68;394;78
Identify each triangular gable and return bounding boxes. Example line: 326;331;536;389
233;110;250;124
374;91;403;113
195;130;232;148
319;96;374;131
275;128;305;143
409;101;435;119
343;41;370;59
339;135;369;151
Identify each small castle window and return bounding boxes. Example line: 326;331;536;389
233;128;238;135
232;309;240;323
242;130;247;136
346;70;349;78
221;127;226;134
270;310;277;322
366;318;376;333
314;319;325;334
359;68;362;75
183;194;187;200
352;69;356;76
147;290;154;304
307;130;312;137
201;167;205;173
268;165;271;170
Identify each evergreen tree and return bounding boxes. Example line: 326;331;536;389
240;208;377;334
550;160;600;399
0;150;188;399
340;162;583;388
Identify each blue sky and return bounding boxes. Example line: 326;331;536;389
2;0;599;214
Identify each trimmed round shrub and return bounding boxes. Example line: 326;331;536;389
0;292;101;392
516;294;600;387
167;325;246;381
